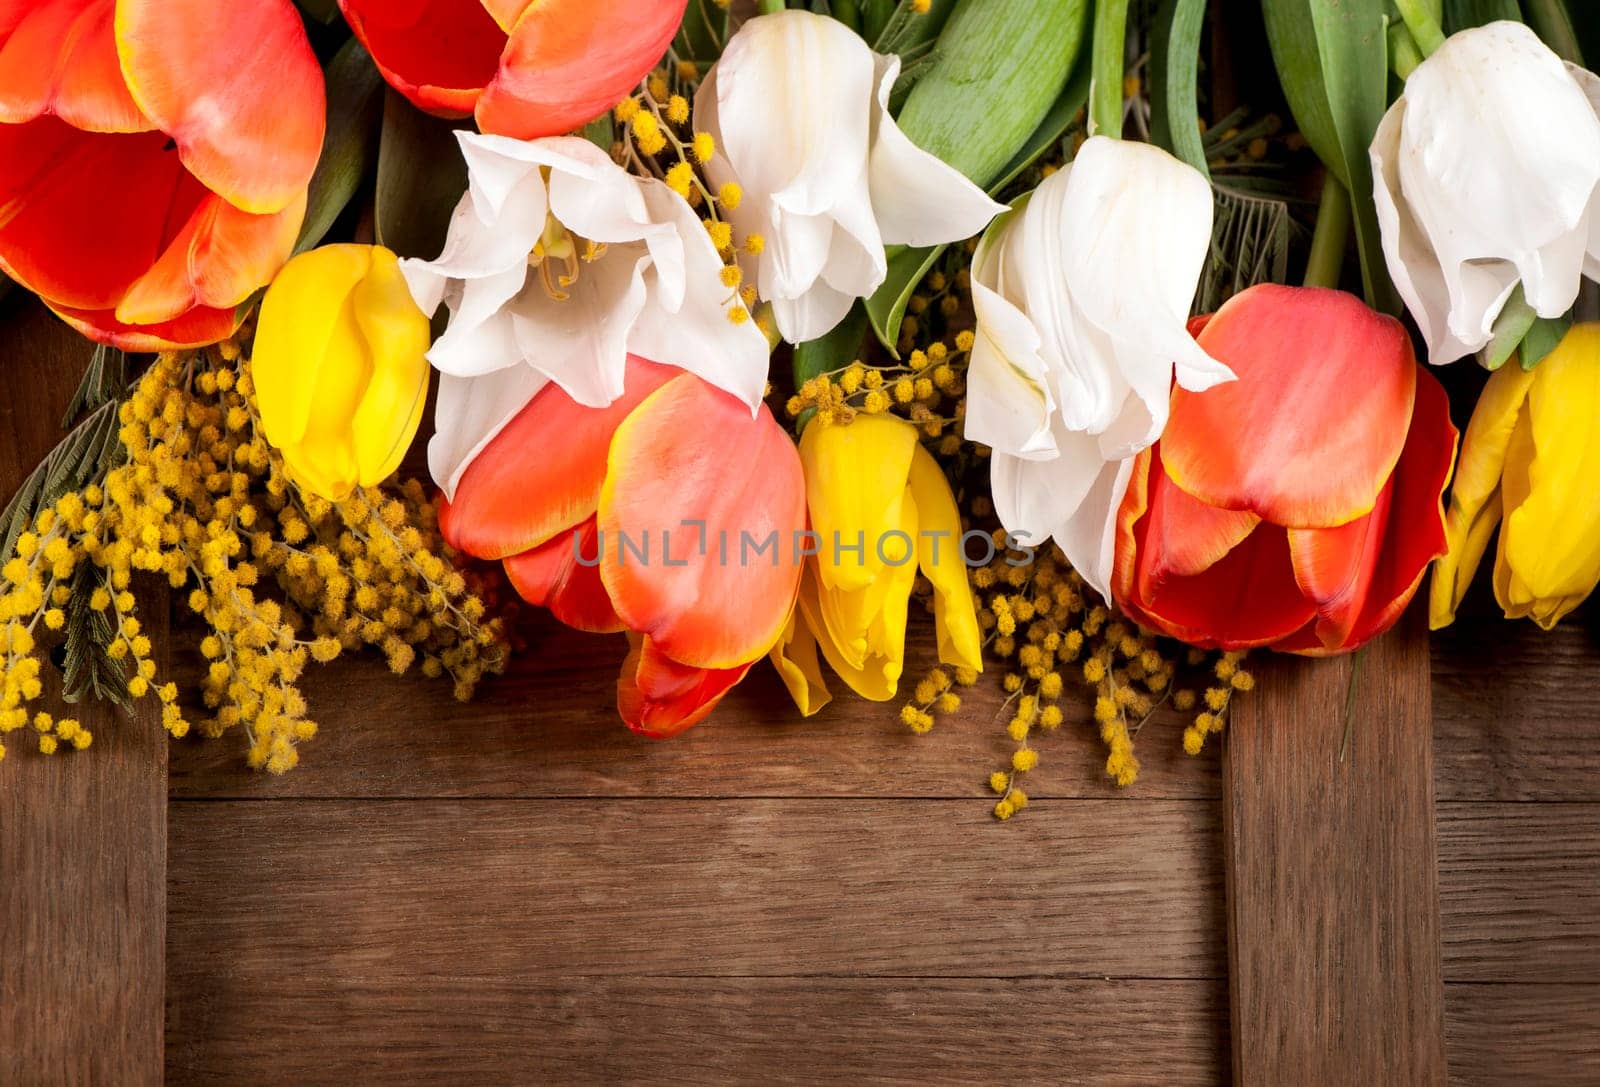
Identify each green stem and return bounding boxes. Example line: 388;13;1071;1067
1388;22;1423;80
832;0;861;31
1088;0;1130;138
1303;173;1351;290
1524;0;1584;65
1393;0;1445;58
757;0;785;13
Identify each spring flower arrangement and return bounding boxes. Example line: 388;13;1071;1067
0;0;1594;816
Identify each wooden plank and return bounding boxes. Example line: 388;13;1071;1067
167;623;1221;801
166;798;1225;980
166;976;1230;1086
1445;983;1600;1087
1432;590;1600;802
1438;802;1600;984
1222;609;1447;1085
0;304;167;1086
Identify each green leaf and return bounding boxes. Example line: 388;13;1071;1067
1480;284;1536;370
1524;0;1583;63
675;0;728;65
375;90;469;261
1149;0;1210;178
1442;0;1523;33
1261;0;1399;312
295;0;342;23
0;397;123;567
61;564;131;710
794;301;871;387
865;58;1091;351
294;37;384;255
1520;313;1570;369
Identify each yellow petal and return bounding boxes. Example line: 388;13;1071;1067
768;576;833;717
906;442;982;672
350;246;431;487
799;414;917;593
253;244;372;452
1497;324;1600;627
1429;358;1535;629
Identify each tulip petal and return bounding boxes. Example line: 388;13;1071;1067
804;504;918;702
599;374;806;670
46;297;239;350
769;580;833;718
338;0;504;117
428;366;548;501
476;0;686;139
799;413;916;594
1497;325;1600;628
1139;465;1262;587
1163;284;1416;529
116;0;324;214
439;355;679;559
617;635;751;739
0;0;148;132
964;207;1057;459
0;118;197;310
907;443;982;673
350;246;432;486
502;517;625;634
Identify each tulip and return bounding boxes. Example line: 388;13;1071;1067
964;136;1233;603
338;0;684;140
694;10;1003;343
0;0;324;349
439;355;806;737
253;245;432;501
1430;324;1600;630
771;414;982;712
1112;285;1458;655
400;133;769;499
1370;21;1600;365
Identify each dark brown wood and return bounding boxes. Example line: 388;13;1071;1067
1223;608;1447;1085
166;976;1229;1086
0;303;167;1086
1445;983;1600;1087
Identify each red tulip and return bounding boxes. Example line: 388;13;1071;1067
1112;284;1458;655
440;356;806;737
0;0;325;349
337;0;686;140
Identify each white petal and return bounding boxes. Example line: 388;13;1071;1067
1050;455;1136;606
771;279;857;344
509;250;651;407
423;265;530;376
429;366;548;500
865;52;1002;246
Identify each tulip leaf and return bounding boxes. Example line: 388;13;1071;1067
864;57;1091;352
1149;0;1210;179
375;91;469;261
1524;0;1584;63
1261;0;1399;313
294;0;342;24
793;301;871;389
1520;314;1571;370
294;38;384;256
1442;0;1523;33
1481;284;1537;370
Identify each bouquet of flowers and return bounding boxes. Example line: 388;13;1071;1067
0;0;1593;817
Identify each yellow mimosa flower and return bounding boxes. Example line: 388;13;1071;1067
253;245;431;501
1431;324;1600;630
772;414;982;712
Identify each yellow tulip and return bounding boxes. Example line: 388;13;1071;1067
253;244;431;500
1431;324;1600;630
771;414;983;712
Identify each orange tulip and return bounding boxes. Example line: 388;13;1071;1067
439;355;806;737
338;0;686;140
1112;284;1458;655
0;0;325;350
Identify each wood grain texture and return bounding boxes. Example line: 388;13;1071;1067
1445;983;1600;1087
1438;802;1600;984
1223;608;1446;1086
165;798;1225;982
165;976;1229;1086
167;619;1221;801
0;302;167;1086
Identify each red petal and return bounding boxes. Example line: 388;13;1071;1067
0;118;200;310
1284;366;1457;655
1119;449;1317;650
0;0;148;131
598;374;806;670
502;516;625;634
1137;459;1261;586
1163;284;1417;529
617;635;750;739
1287;496;1389;650
47;298;241;350
337;0;507;117
475;0;687;139
440;356;679;560
116;0;323;214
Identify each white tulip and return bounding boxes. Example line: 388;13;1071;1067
964;136;1232;601
694;9;1003;344
1371;21;1600;365
400;132;770;498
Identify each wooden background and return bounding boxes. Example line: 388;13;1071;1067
3;293;1599;1083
